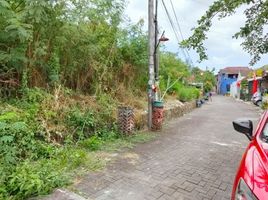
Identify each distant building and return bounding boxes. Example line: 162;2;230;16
217;67;252;95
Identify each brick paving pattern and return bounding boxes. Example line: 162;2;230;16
50;96;262;200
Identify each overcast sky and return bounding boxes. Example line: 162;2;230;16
124;0;268;72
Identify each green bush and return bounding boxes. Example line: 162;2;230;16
4;160;68;199
161;81;199;102
0;121;37;164
0;146;89;200
0;93;155;200
177;86;199;102
177;88;192;102
95;125;119;141
169;82;181;94
96;93;117;124
23;88;51;104
66;108;96;140
0;104;72;199
0;85;156;200
79;136;103;151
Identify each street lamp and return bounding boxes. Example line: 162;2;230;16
159;35;169;42
155;31;169;55
154;31;169;101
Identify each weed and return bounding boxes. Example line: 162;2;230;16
23;88;51;104
66;108;96;140
79;136;103;151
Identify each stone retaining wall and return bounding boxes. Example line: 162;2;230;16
134;100;196;130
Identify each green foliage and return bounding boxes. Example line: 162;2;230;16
66;108;96;140
47;53;61;86
157;52;202;102
0;92;158;199
23;87;51;104
118;20;148;89
240;79;248;90
0;121;36;164
96;93;117;124
177;85;200;102
203;81;213;93
0;0;128;94
182;0;268;65
4;160;68;199
0;111;18;122
160;52;190;83
119;20;148;67
191;67;216;93
79;127;120;151
0;146;96;200
80;136;103;151
0;0;199;102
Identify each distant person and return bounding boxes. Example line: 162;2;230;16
209;92;212;101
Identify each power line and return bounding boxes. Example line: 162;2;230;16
169;0;194;66
161;0;188;62
169;0;185;41
161;0;194;66
161;0;180;43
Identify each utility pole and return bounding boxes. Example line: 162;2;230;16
154;0;160;101
148;0;155;129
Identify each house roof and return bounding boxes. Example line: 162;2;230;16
218;67;252;76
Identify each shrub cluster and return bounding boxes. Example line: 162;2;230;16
0;88;121;199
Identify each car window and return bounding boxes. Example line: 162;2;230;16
263;124;268;136
261;122;268;142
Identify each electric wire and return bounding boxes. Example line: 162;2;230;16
161;0;188;62
169;0;194;66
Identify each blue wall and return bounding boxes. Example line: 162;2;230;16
218;75;237;95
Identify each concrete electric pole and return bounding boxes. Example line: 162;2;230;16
148;0;155;129
154;0;160;101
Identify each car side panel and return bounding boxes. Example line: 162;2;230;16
231;111;268;200
231;143;255;200
252;143;268;200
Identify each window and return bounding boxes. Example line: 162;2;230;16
262;124;268;137
228;74;238;79
261;122;268;142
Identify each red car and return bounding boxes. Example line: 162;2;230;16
232;111;268;200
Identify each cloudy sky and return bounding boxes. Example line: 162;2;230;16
124;0;268;72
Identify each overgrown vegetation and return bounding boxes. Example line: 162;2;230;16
0;0;216;199
191;67;216;93
0;88;156;199
0;0;213;101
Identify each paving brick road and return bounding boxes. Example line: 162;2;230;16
47;96;262;200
